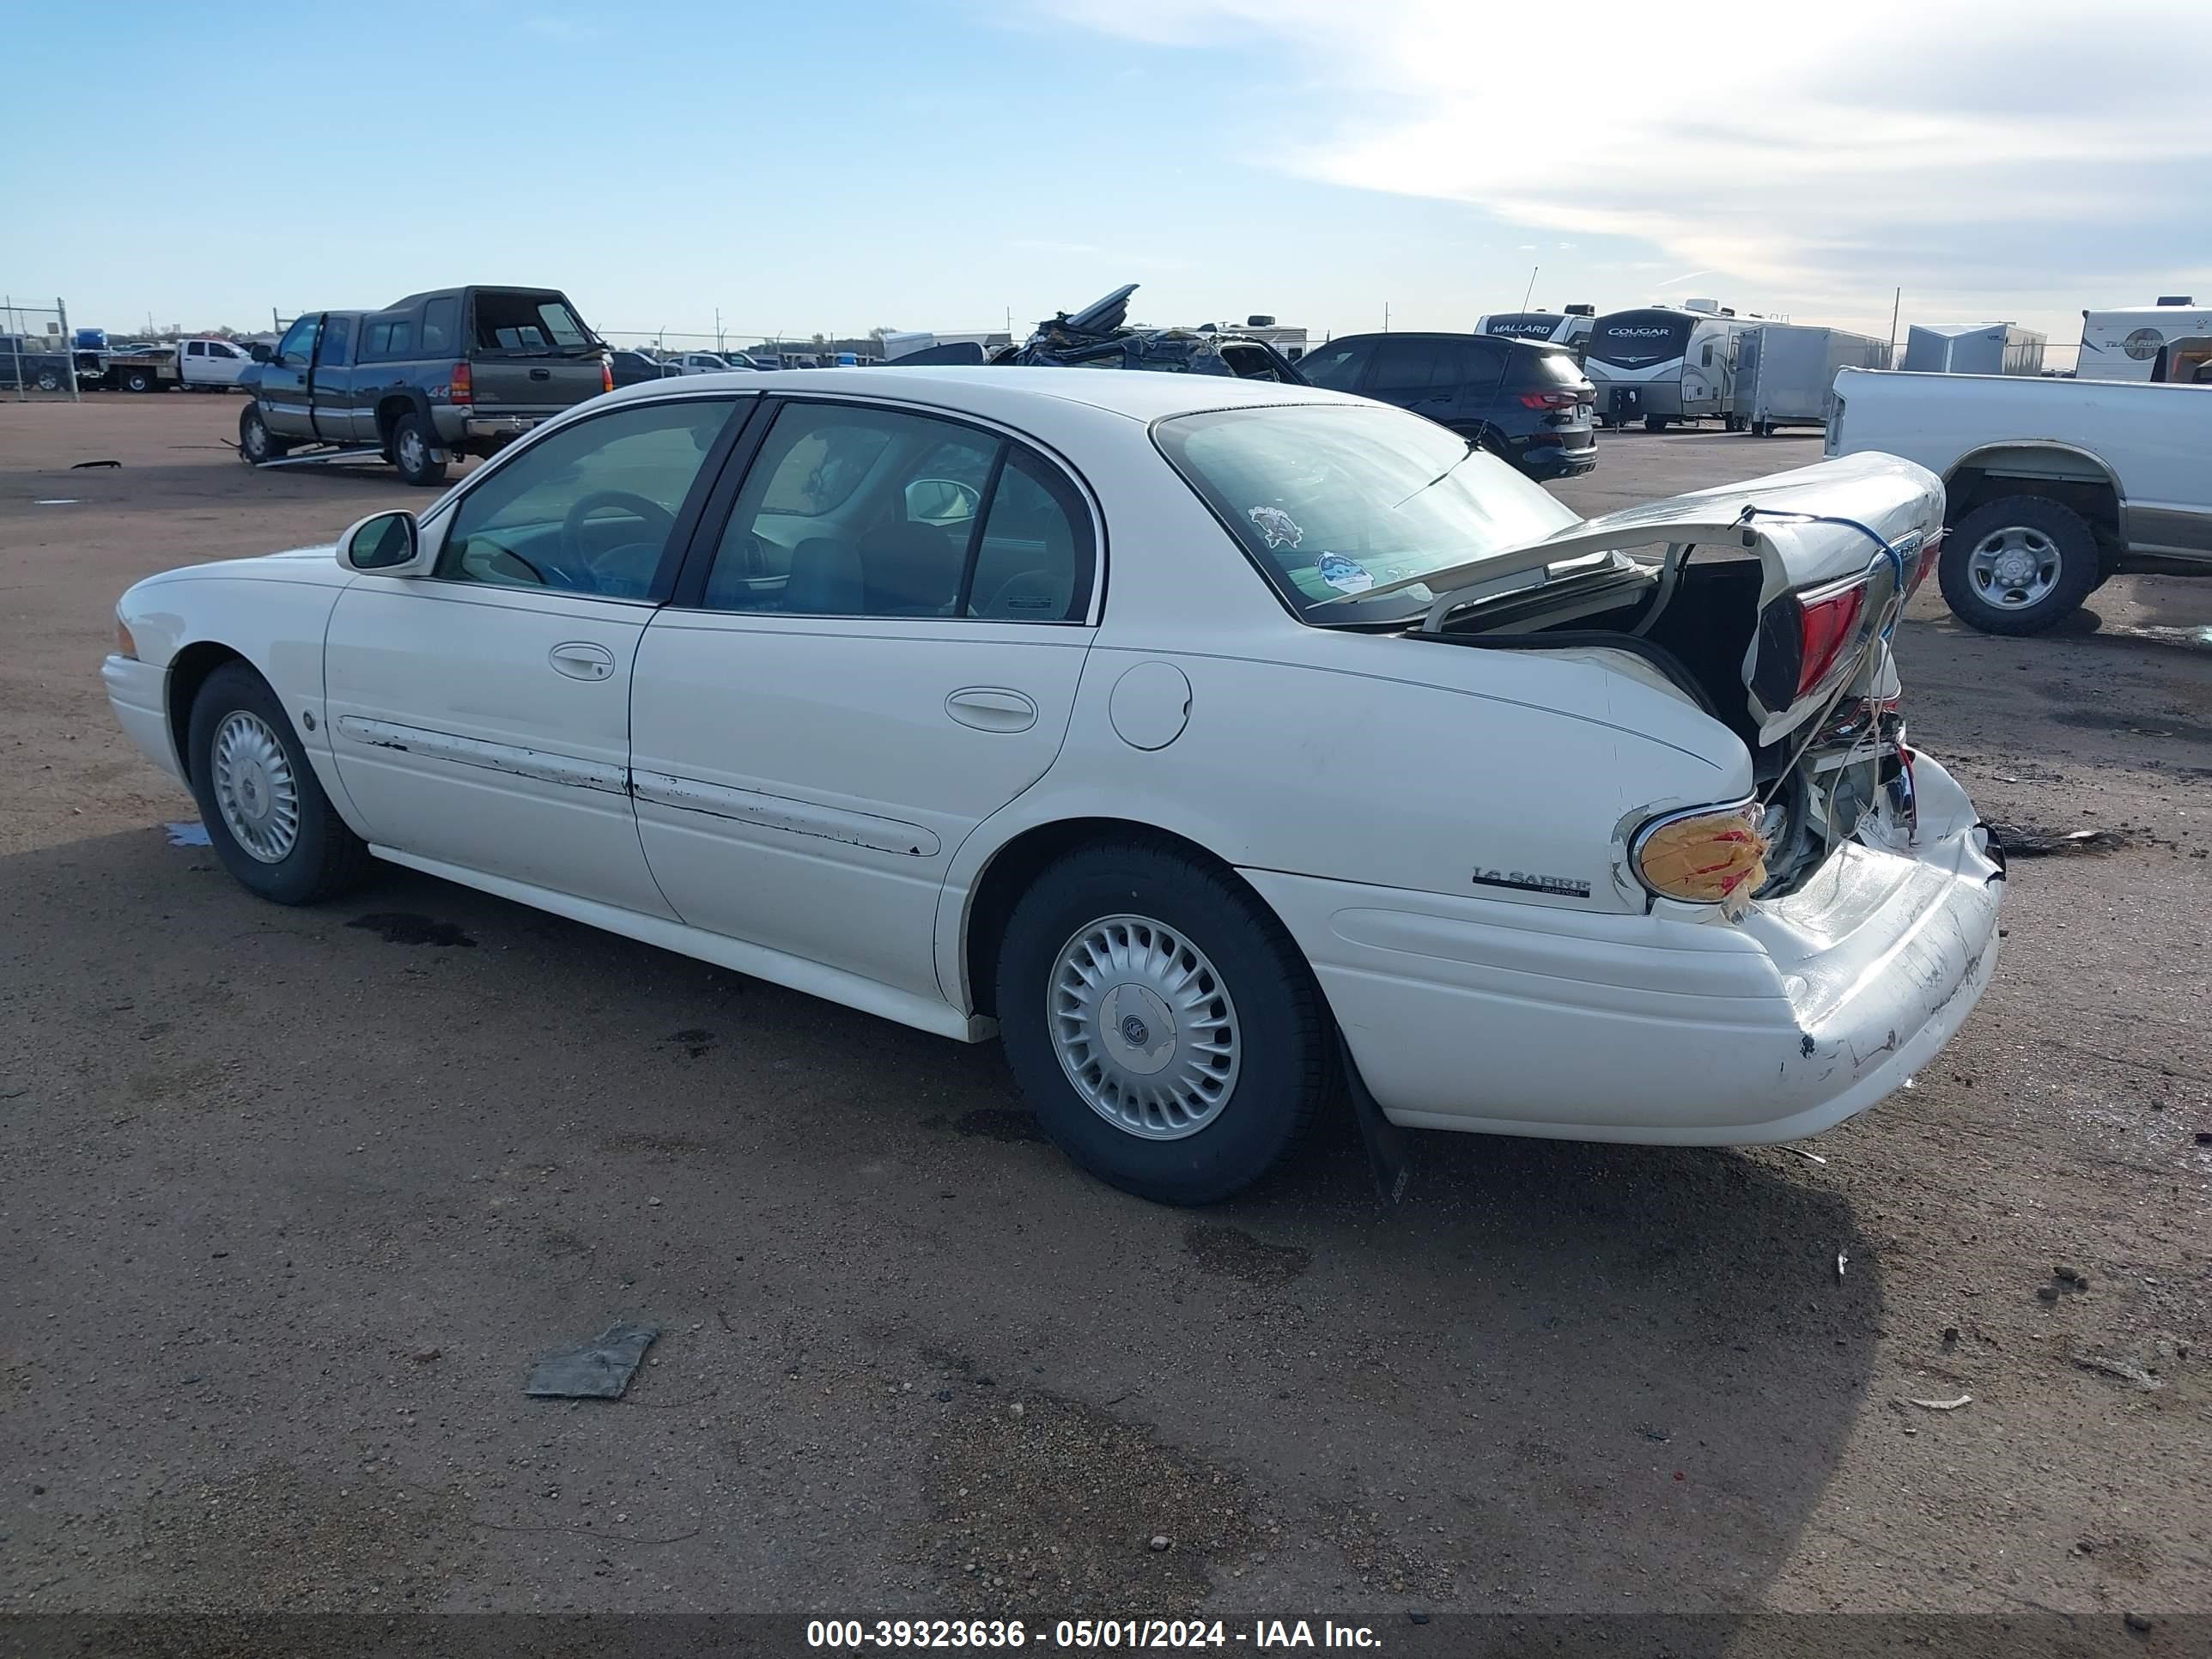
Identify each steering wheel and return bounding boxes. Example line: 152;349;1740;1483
562;490;677;573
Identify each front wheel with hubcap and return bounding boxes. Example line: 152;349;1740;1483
238;403;289;465
995;841;1328;1205
187;662;375;904
390;412;447;487
1938;495;2100;635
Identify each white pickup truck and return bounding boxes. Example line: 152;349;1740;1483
1826;368;2212;634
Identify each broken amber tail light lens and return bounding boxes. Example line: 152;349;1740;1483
1632;803;1771;908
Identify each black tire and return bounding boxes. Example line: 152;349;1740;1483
1938;495;2100;636
33;368;61;392
994;840;1330;1206
391;412;447;487
186;662;375;906
1644;414;1668;434
238;403;289;465
124;368;156;393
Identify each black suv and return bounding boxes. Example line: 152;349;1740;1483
1297;331;1595;479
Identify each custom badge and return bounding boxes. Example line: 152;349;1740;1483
1247;505;1303;549
1316;551;1373;594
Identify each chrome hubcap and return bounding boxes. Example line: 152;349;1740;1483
1967;526;2061;610
398;429;425;470
1050;915;1241;1140
210;710;299;863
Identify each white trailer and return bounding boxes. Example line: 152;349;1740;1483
2075;300;2212;384
1901;323;2045;376
1736;324;1890;436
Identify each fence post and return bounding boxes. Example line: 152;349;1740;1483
4;295;21;402
56;296;82;403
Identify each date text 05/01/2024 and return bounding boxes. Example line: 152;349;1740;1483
805;1618;1385;1649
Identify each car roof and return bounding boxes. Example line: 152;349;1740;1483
599;363;1367;422
1324;330;1558;351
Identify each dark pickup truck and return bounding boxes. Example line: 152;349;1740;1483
239;286;612;485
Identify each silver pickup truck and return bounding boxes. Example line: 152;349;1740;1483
1826;368;2212;634
240;286;612;486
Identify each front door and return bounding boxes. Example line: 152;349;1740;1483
307;314;358;441
323;394;745;915
260;313;320;436
630;397;1101;1001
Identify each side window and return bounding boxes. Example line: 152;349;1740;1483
317;316;353;368
1294;338;1371;391
1370;338;1437;393
1701;342;1715;367
436;399;737;599
420;297;457;356
702;404;997;616
210;342;238;360
186;341;206;357
362;319;413;362
965;450;1095;622
701;403;1022;618
276;315;319;368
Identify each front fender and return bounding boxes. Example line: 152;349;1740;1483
117;563;364;835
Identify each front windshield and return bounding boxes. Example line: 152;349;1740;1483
1153;404;1579;623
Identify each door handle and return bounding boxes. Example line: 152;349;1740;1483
945;687;1037;732
529;367;551;380
549;641;617;681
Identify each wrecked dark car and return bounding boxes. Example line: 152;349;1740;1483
891;286;1306;382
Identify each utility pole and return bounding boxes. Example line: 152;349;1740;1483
1887;286;1902;368
1383;301;1390;332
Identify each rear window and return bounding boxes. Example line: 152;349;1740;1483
1153;403;1578;624
1508;346;1586;388
472;291;593;355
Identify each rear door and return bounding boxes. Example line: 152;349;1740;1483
629;396;1101;1003
465;289;608;422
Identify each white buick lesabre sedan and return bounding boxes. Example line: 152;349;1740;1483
105;368;2003;1203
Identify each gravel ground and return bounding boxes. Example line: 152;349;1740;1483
1;396;2207;1632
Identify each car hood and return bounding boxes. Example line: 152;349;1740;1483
1354;452;1942;613
141;544;345;584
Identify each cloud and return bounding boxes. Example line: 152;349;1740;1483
1042;0;2212;326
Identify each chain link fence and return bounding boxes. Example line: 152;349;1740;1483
1;295;82;401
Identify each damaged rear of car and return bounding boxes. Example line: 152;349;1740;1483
1156;405;2004;1146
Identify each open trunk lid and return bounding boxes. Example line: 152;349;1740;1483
1377;453;1941;745
465;288;610;416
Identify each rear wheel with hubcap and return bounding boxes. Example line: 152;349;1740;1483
994;841;1329;1205
1937;495;2100;635
188;662;374;904
391;411;447;487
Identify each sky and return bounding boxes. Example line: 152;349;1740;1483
3;0;2207;362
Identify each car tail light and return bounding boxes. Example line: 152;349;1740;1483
450;362;472;404
1905;532;1942;598
1632;803;1771;910
601;358;615;394
1518;390;1579;410
1794;580;1868;700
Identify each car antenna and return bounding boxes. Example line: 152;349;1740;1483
1391;264;1541;510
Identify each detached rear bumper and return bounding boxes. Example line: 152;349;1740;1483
1242;753;2002;1146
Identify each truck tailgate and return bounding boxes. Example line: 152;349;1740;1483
470;357;606;416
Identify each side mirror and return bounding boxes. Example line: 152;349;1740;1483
335;510;428;576
249;343;272;363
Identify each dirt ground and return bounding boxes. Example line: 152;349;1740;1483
2;394;2208;1637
